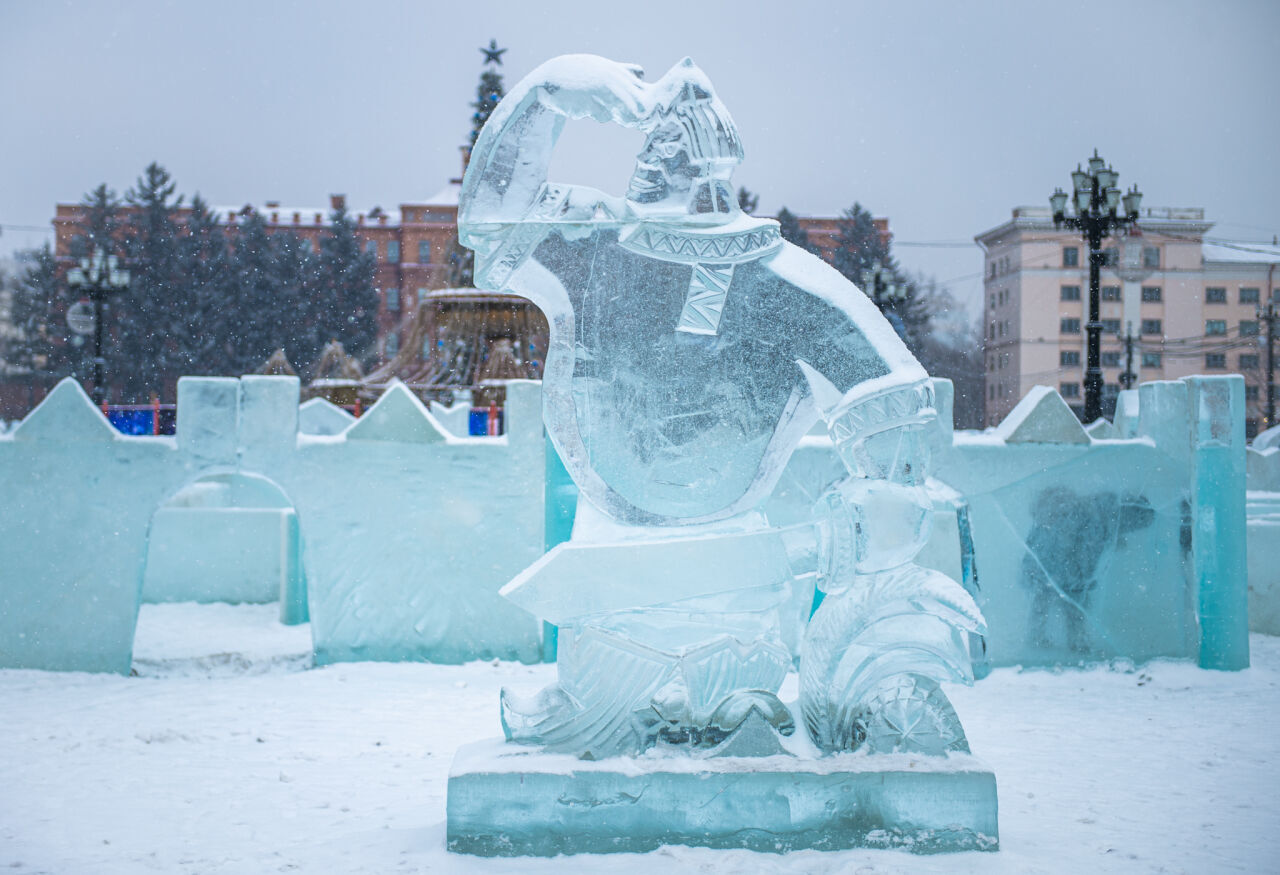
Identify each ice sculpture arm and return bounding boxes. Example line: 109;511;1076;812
459;54;652;247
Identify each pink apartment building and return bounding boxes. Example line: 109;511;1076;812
976;206;1280;436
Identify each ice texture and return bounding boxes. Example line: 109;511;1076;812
931;377;1249;670
447;740;999;856
0;375;547;672
458;53;985;771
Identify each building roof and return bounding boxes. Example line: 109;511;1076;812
423;182;460;207
1202;241;1280;265
976;206;1214;246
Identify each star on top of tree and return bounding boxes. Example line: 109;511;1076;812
480;39;507;66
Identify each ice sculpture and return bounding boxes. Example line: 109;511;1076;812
447;54;994;854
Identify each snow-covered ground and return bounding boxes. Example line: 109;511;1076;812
2;603;1277;874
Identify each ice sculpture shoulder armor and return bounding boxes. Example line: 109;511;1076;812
460;54;928;525
458;54;987;767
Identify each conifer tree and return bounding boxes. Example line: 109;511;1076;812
736;187;759;214
317;203;377;361
776;207;814;253
175;196;231;374
71;184;123;260
451;40;509;288
225;210;280;374
120;162;184;398
271;231;324;371
4;246;74;382
832;202;931;350
470;39;508;145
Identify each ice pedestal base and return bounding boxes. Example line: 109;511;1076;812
446;740;998;856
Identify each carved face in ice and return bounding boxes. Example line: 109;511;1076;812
625;74;743;220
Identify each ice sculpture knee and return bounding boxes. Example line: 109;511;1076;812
458;53;986;760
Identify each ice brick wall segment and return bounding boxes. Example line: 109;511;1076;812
0;375;545;672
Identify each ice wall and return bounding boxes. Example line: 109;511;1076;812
1244;433;1280;636
934;376;1247;669
0;376;545;673
766;375;1250;670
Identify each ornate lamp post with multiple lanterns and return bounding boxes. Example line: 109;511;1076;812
65;247;130;406
1050;150;1143;422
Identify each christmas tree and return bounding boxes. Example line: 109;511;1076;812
451;40;508;287
470;39;508;146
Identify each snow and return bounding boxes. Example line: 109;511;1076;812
2;602;1278;874
1201;241;1280;264
423;182;461;206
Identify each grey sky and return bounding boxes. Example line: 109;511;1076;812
2;0;1277;311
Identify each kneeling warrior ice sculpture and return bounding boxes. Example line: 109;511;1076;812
460;54;986;760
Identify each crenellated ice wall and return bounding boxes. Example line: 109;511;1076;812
0;376;546;673
0;373;1255;674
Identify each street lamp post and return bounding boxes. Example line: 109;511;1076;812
1259;301;1277;429
1051;149;1143;422
66;247;130;406
1114;228;1155;390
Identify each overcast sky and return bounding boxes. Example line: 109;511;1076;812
2;0;1277;310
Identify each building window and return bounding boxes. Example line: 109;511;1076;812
1063;247;1079;267
1246;385;1260;401
1240;287;1260;304
1142;246;1160;268
1141;286;1162;302
1102;247;1118;266
1241;354;1260;369
1142;352;1162;368
385;332;399;356
1060;382;1080;398
1141;319;1162;335
1205;353;1227;369
419;240;432;263
1206;286;1227;304
1060;350;1080;366
1205;319;1227;336
1101;351;1122;367
1240;320;1260;336
1061;318;1081;334
1060;284;1081;301
1103;384;1121;400
989;262;997;279
365;239;378;259
1101;318;1122;335
387;240;400;263
417;287;429;306
1101;285;1121;301
385;286;399;311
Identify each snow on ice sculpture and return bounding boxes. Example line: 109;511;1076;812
458;55;986;767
